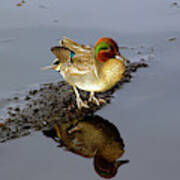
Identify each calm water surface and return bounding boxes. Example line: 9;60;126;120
0;0;180;179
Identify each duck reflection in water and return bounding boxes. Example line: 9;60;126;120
43;115;129;178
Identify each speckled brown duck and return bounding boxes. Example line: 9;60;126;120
43;37;127;109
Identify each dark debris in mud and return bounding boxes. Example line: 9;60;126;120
168;37;177;42
171;2;180;8
0;61;148;142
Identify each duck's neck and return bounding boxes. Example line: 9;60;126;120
99;141;124;162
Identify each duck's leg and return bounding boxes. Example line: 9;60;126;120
68;124;81;134
73;86;89;109
88;92;106;106
54;125;62;139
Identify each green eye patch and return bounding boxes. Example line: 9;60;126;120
95;42;110;58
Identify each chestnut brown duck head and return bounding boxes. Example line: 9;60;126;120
94;37;121;63
94;156;129;179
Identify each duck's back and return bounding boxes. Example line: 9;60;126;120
61;37;96;68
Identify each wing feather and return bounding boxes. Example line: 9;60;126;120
54;37;99;78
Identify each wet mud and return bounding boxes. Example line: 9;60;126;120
0;61;147;143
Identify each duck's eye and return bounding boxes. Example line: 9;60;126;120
100;47;109;50
70;51;75;58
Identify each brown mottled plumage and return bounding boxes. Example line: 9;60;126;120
44;37;127;109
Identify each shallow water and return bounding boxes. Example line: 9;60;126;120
0;0;180;179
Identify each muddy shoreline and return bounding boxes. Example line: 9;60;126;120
0;61;147;142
